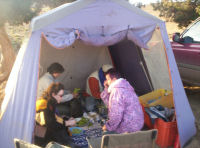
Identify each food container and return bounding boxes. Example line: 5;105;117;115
69;127;83;136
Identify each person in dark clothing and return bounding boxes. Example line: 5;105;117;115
36;82;79;148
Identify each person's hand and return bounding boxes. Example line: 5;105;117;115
104;80;108;89
102;125;107;131
65;119;76;126
75;29;80;39
73;92;79;98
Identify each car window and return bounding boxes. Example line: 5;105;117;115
182;20;200;43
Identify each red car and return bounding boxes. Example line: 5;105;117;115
171;18;200;86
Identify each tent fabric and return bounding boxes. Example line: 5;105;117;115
36;0;159;48
142;26;171;90
43;30;78;48
31;0;162;32
109;40;153;95
0;31;41;148
0;0;196;148
31;0;94;31
40;38;113;90
44;27;156;49
158;22;196;147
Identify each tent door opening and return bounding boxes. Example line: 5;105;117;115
109;39;153;96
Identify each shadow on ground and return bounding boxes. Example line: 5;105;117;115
184;88;200;148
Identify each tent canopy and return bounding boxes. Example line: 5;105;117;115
0;0;196;148
31;0;161;48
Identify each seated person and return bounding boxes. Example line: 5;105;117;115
37;62;78;117
37;62;65;98
36;82;80;148
101;68;144;134
84;64;113;112
37;28;81;97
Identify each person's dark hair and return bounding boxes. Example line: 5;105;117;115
42;82;64;101
47;63;64;74
105;68;121;79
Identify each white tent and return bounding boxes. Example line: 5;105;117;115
0;0;196;147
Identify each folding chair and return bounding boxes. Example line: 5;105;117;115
87;129;158;148
14;139;70;148
14;138;41;148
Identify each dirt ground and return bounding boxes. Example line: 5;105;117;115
184;89;200;148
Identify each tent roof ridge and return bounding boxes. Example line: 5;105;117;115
31;0;163;32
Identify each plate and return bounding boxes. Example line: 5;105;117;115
89;112;97;116
75;117;82;122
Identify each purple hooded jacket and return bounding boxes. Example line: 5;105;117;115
101;78;144;133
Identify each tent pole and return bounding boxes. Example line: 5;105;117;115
135;45;154;91
139;61;154;91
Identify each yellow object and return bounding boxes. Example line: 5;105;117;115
73;88;81;93
36;98;47;112
35;111;46;126
55;114;64;124
139;89;174;108
148;93;174;108
35;98;47;126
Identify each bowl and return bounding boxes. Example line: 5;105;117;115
69;127;83;136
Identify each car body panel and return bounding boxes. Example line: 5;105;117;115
171;18;200;86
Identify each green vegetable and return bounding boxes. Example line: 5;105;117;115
77;117;89;127
88;122;93;127
71;128;82;134
73;88;81;93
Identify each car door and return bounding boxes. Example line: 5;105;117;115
172;20;200;85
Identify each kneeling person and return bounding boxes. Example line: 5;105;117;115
101;69;144;133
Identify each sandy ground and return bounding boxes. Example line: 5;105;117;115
184;90;200;148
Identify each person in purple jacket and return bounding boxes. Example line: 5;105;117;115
101;68;144;134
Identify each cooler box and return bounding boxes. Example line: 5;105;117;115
139;89;177;147
154;118;178;147
141;105;154;129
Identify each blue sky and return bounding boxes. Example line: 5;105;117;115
129;0;160;4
